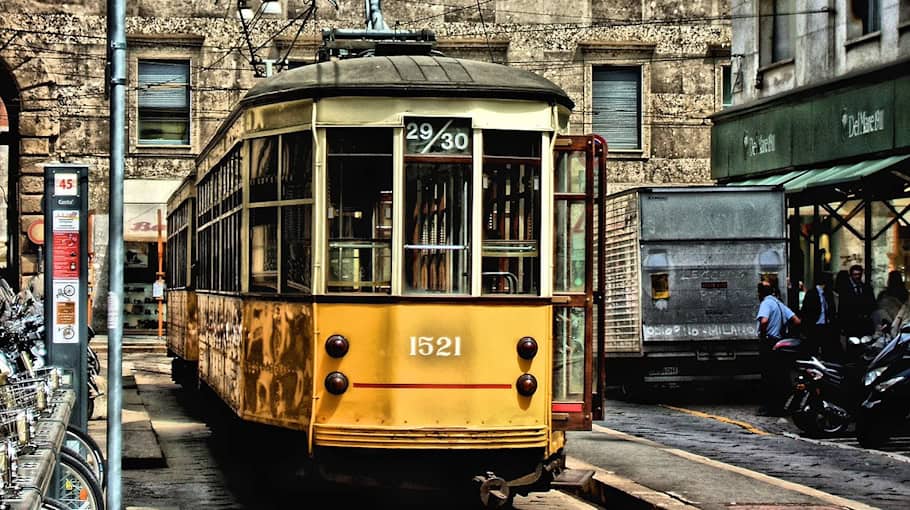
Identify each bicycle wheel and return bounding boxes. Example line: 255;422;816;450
52;449;105;510
64;426;106;488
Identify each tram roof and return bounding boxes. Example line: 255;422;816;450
242;55;574;109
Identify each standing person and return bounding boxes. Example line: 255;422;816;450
799;271;837;359
838;264;876;342
876;270;908;326
756;280;801;416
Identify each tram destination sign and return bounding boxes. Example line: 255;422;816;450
405;117;471;155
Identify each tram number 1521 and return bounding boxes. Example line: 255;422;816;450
409;336;463;357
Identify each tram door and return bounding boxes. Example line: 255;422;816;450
552;135;604;430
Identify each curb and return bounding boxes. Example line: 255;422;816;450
566;456;699;509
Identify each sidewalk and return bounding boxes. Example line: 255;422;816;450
565;426;875;510
90;333;168;354
89;336;875;510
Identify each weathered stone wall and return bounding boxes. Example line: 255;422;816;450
732;0;910;105
1;0;730;329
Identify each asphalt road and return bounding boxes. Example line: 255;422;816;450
595;389;910;510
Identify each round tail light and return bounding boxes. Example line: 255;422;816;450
517;336;538;360
516;374;537;397
325;372;349;395
325;334;350;358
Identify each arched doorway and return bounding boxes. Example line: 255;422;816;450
0;62;20;287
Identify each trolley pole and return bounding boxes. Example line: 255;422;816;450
107;0;126;508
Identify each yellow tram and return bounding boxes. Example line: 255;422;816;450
165;32;605;504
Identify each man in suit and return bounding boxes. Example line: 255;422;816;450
800;271;838;359
838;264;876;348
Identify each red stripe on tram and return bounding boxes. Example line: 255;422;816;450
353;383;512;389
551;403;583;413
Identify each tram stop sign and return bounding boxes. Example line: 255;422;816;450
43;164;90;432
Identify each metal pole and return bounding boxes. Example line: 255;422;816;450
107;0;126;508
157;208;164;338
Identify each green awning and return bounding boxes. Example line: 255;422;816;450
735;169;807;186
783;154;910;192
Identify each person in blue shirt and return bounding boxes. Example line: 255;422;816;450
756;280;801;416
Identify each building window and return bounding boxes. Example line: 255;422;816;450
851;0;881;36
722;65;733;109
759;0;795;65
138;60;190;145
592;67;641;151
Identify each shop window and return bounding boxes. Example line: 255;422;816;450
759;0;795;65
592;67;641;150
138;60;190;145
481;130;541;295
250;207;278;292
326;128;393;293
404;117;473;294
849;0;881;37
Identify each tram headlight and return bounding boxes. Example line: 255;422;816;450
516;373;538;397
517;336;538;360
325;334;350;358
324;371;349;395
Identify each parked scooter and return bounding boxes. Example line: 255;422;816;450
855;323;910;448
779;333;886;437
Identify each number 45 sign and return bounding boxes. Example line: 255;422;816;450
405;117;472;155
55;173;79;197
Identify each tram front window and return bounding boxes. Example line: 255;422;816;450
481;131;541;295
326;128;393;293
403;117;473;294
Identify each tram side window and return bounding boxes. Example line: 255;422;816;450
481;131;541;295
250;137;278;202
326;128;393;293
280;131;312;294
250;208;278;292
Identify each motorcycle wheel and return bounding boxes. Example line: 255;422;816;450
791;404;849;437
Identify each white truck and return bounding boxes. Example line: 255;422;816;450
602;186;788;393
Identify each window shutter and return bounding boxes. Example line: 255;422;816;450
592;68;641;150
139;61;189;109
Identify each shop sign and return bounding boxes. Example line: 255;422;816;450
842;108;885;139
712;77;904;180
744;132;776;157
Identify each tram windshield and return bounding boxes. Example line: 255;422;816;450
481;131;541;295
326;128;393;293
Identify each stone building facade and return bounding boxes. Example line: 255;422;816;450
713;0;910;300
0;0;730;330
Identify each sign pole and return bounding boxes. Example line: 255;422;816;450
43;164;89;430
107;0;126;508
